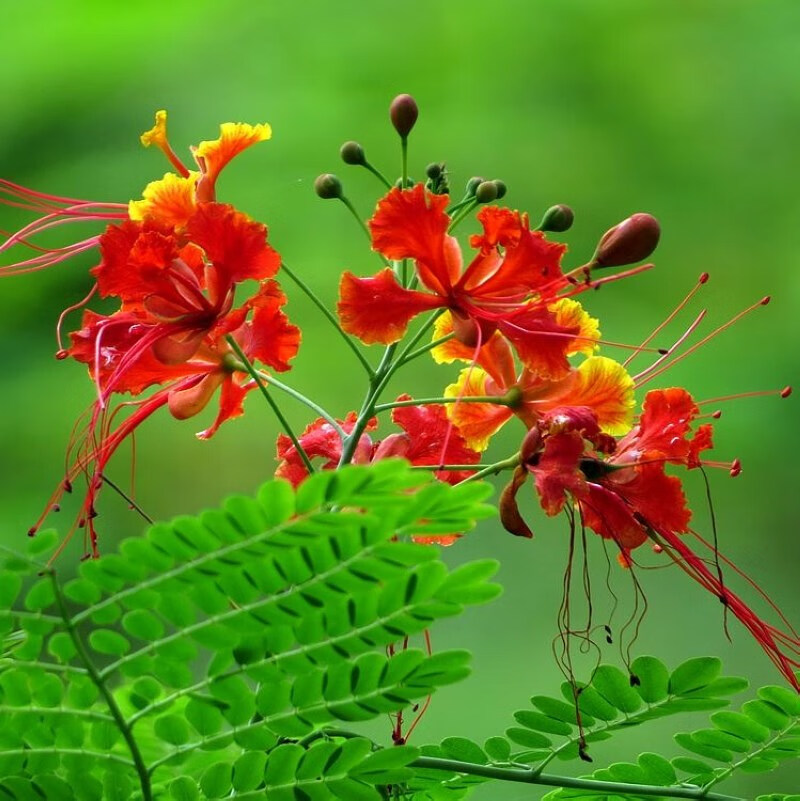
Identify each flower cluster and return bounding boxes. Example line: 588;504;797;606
2;112;300;554
2;95;797;697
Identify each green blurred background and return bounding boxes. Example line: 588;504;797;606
1;0;799;795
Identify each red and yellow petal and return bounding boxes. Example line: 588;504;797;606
546;356;635;435
550;298;599;357
192;122;272;185
337;268;443;345
431;310;517;387
444;368;514;452
129;172;199;229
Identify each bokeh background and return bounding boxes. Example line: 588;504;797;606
1;0;799;795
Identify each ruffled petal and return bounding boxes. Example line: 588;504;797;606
579;483;649;550
369;184;458;295
687;423;714;468
242;281;301;372
338;269;443;344
469;206;523;252
192;122;271;186
540;356;635;436
530;429;587;517
550;298;599;357
186;203;280;291
196;374;252;440
390;394;481;482
444;368;513;452
129;171;199;229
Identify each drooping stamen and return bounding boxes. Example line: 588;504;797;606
635;297;771;388
623;272;709;368
56;284;97;351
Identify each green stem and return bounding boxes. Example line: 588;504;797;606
409;463;491;471
49;572;152;801
397;333;454;366
400;136;409;286
280;261;373;377
448;198;478;232
257;373;346;440
410;757;742;801
373;395;511;413
225;336;314;475
458;453;520;484
363;160;392;189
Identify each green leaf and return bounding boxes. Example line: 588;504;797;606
669;656;722;694
154;713;191;745
169;776;200;801
758;685;800;716
351;744;420;783
590;665;641;714
121;608;165;640
88;629;130;656
200;762;232;799
440;737;486;764
711;710;771;743
506;727;552;749
436;559;501;604
0;572;22;608
742;699;791;730
24;577;55;612
484;736;511;762
233;751;267;792
675;731;733;762
186;697;225;736
630;655;670;703
514;709;573;736
27;529;59;556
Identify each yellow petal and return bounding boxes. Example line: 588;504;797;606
562;356;635;435
444;368;513;452
128;171;199;228
550;297;600;357
192;122;272;182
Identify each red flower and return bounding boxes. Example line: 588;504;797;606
501;388;800;689
338;185;603;379
275;398;481;545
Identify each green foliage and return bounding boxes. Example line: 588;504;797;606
0;462;498;799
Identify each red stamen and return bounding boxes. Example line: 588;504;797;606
633;310;707;385
623;272;709;368
698;388;791;406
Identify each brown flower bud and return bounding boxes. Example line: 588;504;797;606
593;213;660;268
538;204;574;233
389;94;418;138
314;173;343;200
499;467;534;539
340;141;366;166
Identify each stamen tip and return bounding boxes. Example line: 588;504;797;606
760;295;771;306
781;386;792;399
657;347;669;355
730;458;742;477
699;271;710;284
712;409;722;419
27;526;37;537
55;349;68;361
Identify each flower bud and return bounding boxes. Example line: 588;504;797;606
394;176;415;189
499;467;534;539
493;180;507;200
314;173;343;200
466;176;485;197
538;204;574;233
593;213;660;268
425;162;442;179
340;141;366;166
390;93;418;138
474;181;499;204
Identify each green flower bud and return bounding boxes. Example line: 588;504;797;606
538;204;574;232
474;180;499;204
340;141;366;166
314;173;343;200
425;162;442;179
466;176;485;196
493;180;507;200
389;94;418;138
593;213;660;268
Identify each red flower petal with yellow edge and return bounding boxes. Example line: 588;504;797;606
369;184;459;295
186;203;280;288
546;356;635;436
444;368;513;452
431;310;517;387
192;122;272;201
128;171;199;229
338;269;443;344
550;298;600;357
388;396;481;483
